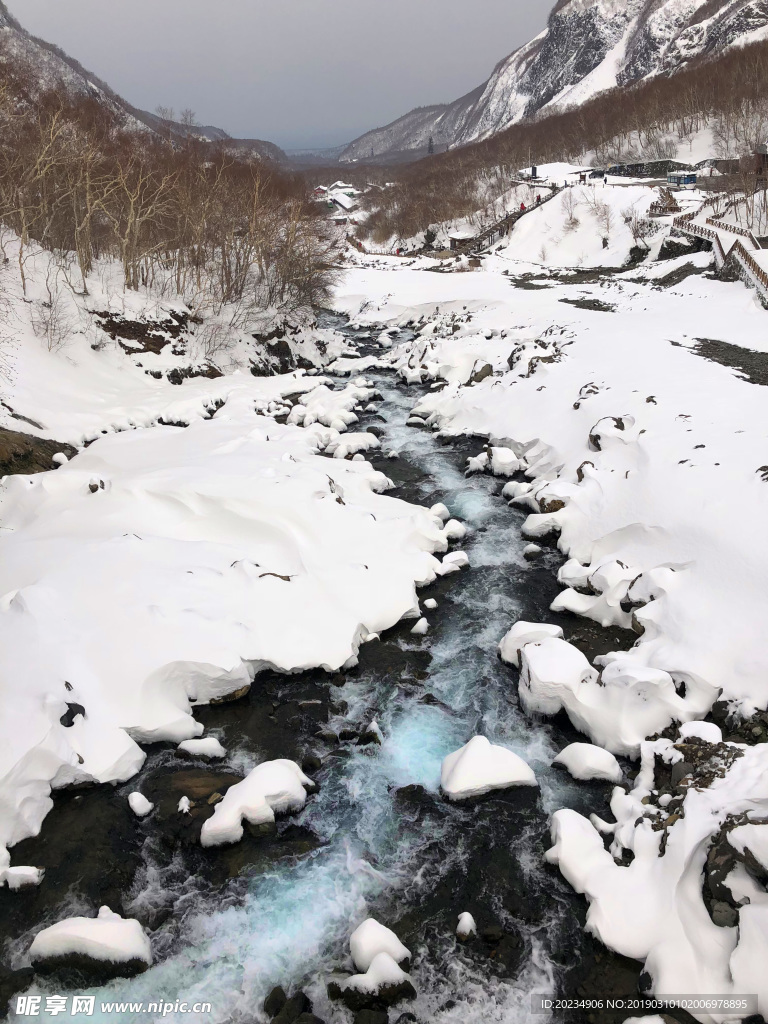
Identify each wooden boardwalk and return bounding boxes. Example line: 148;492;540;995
673;200;768;305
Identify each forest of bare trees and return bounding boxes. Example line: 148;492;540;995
361;38;768;244
0;42;338;335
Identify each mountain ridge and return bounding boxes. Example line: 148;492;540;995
340;0;768;163
0;1;287;163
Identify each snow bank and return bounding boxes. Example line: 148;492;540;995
520;637;715;755
0;240;354;446
0;407;447;875
500;184;656;269
546;733;768;1023
350;918;410;972
440;736;537;801
200;759;313;847
29;906;151;970
553;743;622;783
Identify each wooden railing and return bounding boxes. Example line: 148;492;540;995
673;209;768;303
731;240;768;294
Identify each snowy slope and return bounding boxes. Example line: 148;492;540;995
340;0;768;162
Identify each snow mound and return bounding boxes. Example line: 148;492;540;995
341;951;415;999
350;918;410;972
498;621;564;668
29;906;151;970
5;866;43;889
456;912;477;939
177;737;226;759
200;759;313;847
287;381;371;432
127;793;153;817
443;519;467;541
678;721;722;744
553;743;622;783
468;446;522;478
440;736;537;801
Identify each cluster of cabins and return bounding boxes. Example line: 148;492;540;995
312;182;365;224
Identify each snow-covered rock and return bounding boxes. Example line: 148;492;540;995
127;792;154;818
545;737;768;1018
29;906;151;977
553;743;623;783
350;918;410;972
439;550;469;573
678;721;722;745
520;638;715;756
456;912;477;940
177;737;227;759
443;519;467;542
410;617;429;635
338;952;416;1008
440;736;537;801
200;759;313;847
498;621;564;668
5;866;43;889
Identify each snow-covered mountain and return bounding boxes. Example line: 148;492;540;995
0;1;287;163
340;0;768;162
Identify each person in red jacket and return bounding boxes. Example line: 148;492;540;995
520;202;526;212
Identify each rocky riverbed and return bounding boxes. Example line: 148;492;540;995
0;316;699;1024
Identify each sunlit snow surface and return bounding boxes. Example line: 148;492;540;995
14;363;571;1023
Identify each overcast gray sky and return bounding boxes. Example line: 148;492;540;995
8;0;547;150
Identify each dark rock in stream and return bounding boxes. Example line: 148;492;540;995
0;965;34;1019
272;990;311;1023
264;984;287;1017
31;950;149;984
354;1010;389;1024
328;975;416;1012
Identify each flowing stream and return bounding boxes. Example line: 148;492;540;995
3;318;629;1024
